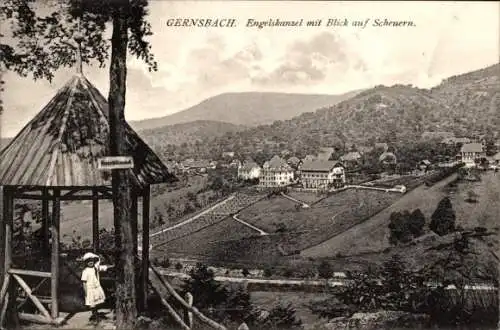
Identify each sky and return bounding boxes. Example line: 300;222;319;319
1;1;499;137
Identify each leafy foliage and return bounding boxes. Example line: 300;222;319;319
430;197;456;236
388;209;426;245
258;303;302;329
317;260;333;279
311;255;429;319
0;0;156;81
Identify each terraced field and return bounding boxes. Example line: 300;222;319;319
239;190;399;236
150;191;267;246
156;189;402;266
152;218;259;261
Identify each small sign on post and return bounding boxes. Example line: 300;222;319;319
97;156;134;170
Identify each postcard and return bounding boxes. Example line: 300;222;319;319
0;1;498;329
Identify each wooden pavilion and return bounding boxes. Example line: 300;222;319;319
0;71;176;326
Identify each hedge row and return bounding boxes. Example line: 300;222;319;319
425;164;464;186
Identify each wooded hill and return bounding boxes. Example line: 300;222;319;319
130;90;361;130
137;120;246;147
158;63;499;162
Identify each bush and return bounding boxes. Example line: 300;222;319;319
241;268;250;277
258;303;302;329
175;262;183;271
409;209;425;237
318;260;333;279
430;197;456;236
466;190;478;203
263;268;273;278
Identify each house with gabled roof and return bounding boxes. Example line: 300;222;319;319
460;143;485;167
442;137;472;146
300;160;345;189
340;151;362;169
238;159;261;180
260;155;294;187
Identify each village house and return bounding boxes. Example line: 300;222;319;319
418;159;432;172
379;151;398;168
259;155;294;187
340;151;362;169
222;151;235;158
181;159;213;173
300;160;345;189
421;131;454;141
459;143;485;167
491;152;500;167
238;159;261;181
357;146;374;155
374;142;389;151
442;137;472;146
229;159;241;168
280;149;291;158
164;159;181;173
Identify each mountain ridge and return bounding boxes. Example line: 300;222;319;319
158;63;499;161
130;90;362;131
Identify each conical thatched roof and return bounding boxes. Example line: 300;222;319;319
0;74;176;188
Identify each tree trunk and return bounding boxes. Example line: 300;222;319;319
108;2;137;329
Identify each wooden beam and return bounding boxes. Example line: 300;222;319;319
158;293;190;330
0;291;9;328
0;274;10;312
148;264;227;330
8;269;51;278
184;292;193;329
92;190;99;252
16;277;48;310
51;189;60;319
19;205;25;255
132;193;138;255
141;186;150;312
12;193;113;201
18;313;59;325
42;189;50;255
11;193;45;200
0;186;5;293
4;188;13;276
131;192;140;310
12;273;52;321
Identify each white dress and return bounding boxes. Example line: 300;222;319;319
81;265;107;307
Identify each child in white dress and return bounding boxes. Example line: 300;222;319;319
81;252;112;321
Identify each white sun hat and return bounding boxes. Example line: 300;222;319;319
82;252;100;261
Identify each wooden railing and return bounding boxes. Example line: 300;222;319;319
146;259;227;330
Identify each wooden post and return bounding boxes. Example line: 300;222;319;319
0;186;5;291
51;189;60;319
92;190;99;252
141;186;150;312
131;190;140;310
2;187;13;327
132;192;138;256
4;188;12;278
42;189;50;255
184;292;193;329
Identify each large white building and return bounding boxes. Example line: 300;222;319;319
460;143;485;167
260;155;294;187
300;160;345;189
238;159;261;180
